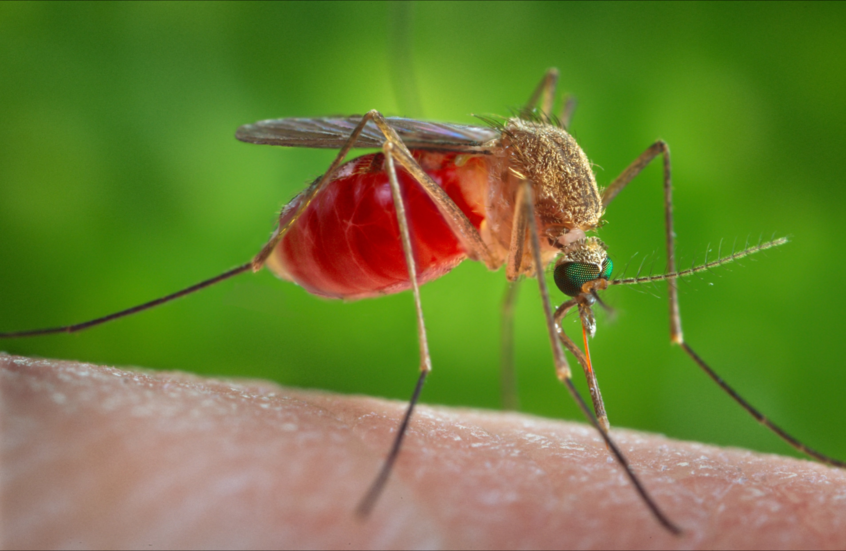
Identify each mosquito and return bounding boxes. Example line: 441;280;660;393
2;68;841;535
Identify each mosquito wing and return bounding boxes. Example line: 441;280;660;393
235;116;501;154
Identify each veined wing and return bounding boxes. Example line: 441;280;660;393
235;116;501;154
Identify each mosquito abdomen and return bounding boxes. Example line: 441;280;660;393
266;151;494;299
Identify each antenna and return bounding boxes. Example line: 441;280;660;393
611;236;788;287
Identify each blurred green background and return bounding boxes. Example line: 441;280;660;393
2;2;845;462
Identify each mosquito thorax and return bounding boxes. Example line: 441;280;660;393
553;237;613;297
504;118;603;231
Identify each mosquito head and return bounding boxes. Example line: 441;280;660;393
554;237;613;297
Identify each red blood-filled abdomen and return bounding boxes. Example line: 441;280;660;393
266;151;491;300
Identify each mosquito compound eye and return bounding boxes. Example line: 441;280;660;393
554;258;613;297
554;262;600;296
601;257;613;280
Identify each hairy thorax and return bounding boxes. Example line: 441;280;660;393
478;119;604;277
504;118;603;233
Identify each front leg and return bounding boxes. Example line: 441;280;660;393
522;178;680;534
601;141;680;342
604;143;846;469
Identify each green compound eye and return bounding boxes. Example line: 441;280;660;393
554;262;599;296
601;258;613;280
554;258;613;297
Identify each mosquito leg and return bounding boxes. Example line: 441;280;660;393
500;280;521;411
601;141;680;341
0;263;253;339
498;177;543;410
504;181;530;281
558;95;577;131
553;299;610;432
356;370;428;517
522;68;559;120
366;112;497;269
522;179;681;535
498;182;534;410
506;163;607;425
4;113;407;339
382;141;432;376
679;342;846;468
356;141;433;517
604;142;846;468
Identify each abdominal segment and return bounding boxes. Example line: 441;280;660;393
267;151;492;300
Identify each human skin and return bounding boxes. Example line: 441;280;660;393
2;355;845;550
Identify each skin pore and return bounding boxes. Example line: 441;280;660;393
3;355;846;549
